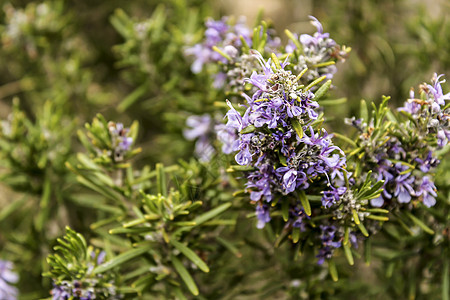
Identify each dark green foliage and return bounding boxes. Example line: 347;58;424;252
0;1;448;299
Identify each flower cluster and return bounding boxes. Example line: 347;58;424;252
184;17;350;163
399;73;450;148
185;16;252;74
225;51;346;206
0;260;18;300
221;51;368;263
107;122;134;162
184;16;283;92
286;16;350;84
51;279;121;300
183;114;216;162
50;251;121;300
348;74;449;209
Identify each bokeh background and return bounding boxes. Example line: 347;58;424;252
0;0;449;298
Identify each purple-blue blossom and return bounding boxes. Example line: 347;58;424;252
398;73;449;148
222;50;347;235
0;260;18;300
184;16;252;74
184;114;216;162
287;16;349;83
316;225;341;265
255;204;271;229
108;122;134;161
417;176;437;208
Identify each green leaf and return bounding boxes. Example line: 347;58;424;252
298;191;311;216
226;165;255;172
292;227;301;244
318;97;347;106
333;132;357;147
278;151;287;166
352;209;360;225
360;99;368;121
343;243;354;266
344;227;350;246
294;67;308;83
281;200;289;222
304;75;327;91
0;195;28;221
170;239;209;273
313;79;331;101
363;208;389;214
156;163;167;197
173;287;188;300
117;83;148;112
109;227;150;235
69;194;122;214
405;212;435;235
93;246;152;274
240;125;256;134
76;175;122;203
35;175;52;232
364;238;371;265
357;222;369;237
271;53;281;69
215;237;242;258
365;215;389;222
328;260;338;281
285;29;302;50
193;203;231;227
171;255;199;296
291;118;304;139
443;259;449;300
212;46;231;61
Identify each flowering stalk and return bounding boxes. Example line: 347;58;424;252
184;16;350;163
45;227;121;300
345;74;449;210
223;50;384;267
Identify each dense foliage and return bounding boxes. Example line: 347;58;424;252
0;1;448;299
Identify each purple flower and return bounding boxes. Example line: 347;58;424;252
235;143;252;165
300;16;331;45
278;167;298;194
416;176;437;207
184;44;210;73
428;73;450;106
322;186;347;208
255;204;271;229
437;128;449;148
185;16;252;74
184;114;216;162
370;196;384;208
291;207;309;231
215;124;237;154
316;225;341;265
0;260;18;300
51;282;71;300
393;171;415;204
415;151;439;173
184;114;212;140
246;164;276;202
119;137;133;151
195;136;215;162
225;100;249;132
285;32;299;53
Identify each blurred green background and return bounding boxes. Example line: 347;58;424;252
0;0;449;298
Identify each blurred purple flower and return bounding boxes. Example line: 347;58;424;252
255;204;271;229
416;176;437;207
0;260;18;300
